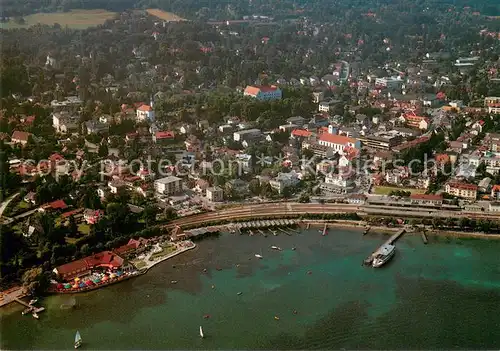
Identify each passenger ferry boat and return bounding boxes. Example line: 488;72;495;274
372;244;396;268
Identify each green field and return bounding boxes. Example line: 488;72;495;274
373;186;426;195
0;9;117;29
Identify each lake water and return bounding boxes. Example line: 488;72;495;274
2;228;500;349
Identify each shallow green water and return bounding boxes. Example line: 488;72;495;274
2;229;500;349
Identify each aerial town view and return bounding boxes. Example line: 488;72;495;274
1;0;500;349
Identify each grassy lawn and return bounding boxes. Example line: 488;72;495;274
78;223;91;235
133;261;147;269
146;9;186;21
0;9;117;29
149;244;176;261
373;186;426;195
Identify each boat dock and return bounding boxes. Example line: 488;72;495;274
363;229;405;266
15;298;45;313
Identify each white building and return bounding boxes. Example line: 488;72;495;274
375;77;403;89
52;112;79;133
136;104;155;122
233;129;261;142
269;171;300;194
206;186;224;202
154;176;182;195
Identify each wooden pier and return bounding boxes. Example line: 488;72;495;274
15;298;45;313
363;229;405;266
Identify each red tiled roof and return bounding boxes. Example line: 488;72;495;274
448;183;478;191
492;185;500;192
410;194;443;201
155;131;175;139
138;104;152;112
244;85;279;96
45;200;68;210
11;131;31;142
54;251;124;280
49;153;64;162
319;133;356;145
61;209;83;218
291;129;312;137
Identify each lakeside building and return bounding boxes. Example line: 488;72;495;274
154;176;182;196
53;251;132;282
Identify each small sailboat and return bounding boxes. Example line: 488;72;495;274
171;280;178;284
254;254;263;259
237;291;242;295
271;246;282;251
199;326;204;338
29;298;38;305
74;331;82;349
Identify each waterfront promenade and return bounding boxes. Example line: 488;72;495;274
131;241;196;272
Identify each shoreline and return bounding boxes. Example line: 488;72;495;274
299;219;500;240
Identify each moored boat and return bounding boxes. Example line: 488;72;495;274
372;244;396;268
32;312;39;319
199;326;204;338
74;331;82;349
254;254;263;259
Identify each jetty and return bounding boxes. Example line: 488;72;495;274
421;232;428;244
257;229;267;237
15;298;45;314
278;228;292;236
363;229;405;266
322;223;328;236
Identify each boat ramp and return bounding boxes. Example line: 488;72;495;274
363;229;405;266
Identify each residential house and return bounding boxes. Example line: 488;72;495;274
243;85;282;100
52;112;79;133
11;131;32;145
83;209;105;224
402;112;430;130
318;99;341;113
206;186;224;202
471;120;485;135
445;182;478;200
108;180;127;194
233;129;261;142
491;184;500;200
136;104;155;121
85;120;109;135
39;199;68;212
485;96;500;114
153;131;175;143
312;91;324;103
269;171;300;194
478;177;492;193
286;116;306;127
154;176;182;195
185;135;201;152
